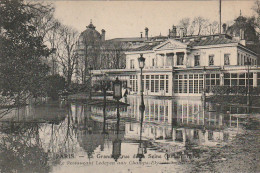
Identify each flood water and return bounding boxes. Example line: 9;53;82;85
0;96;259;173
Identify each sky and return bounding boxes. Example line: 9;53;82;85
52;0;256;39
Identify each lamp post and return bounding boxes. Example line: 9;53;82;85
101;73;109;134
245;58;251;105
89;66;93;100
112;111;122;162
202;66;206;103
137;106;145;162
137;54;145;162
245;59;251;112
111;78;122;161
138;54;146;112
113;77;122;119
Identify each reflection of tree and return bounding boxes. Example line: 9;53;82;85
45;106;78;164
73;104;125;159
0;123;50;173
77;119;107;159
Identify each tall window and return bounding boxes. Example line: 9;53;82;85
151;75;155;92
205;73;220;91
194;55;200;66
155;75;159;92
177;53;184;65
257;72;260;87
174;74;203;94
166;75;169;93
224;73;253;87
145;75;169;93
209;55;214;66
160;75;165;91
146;75;150;90
130;75;138;92
130;59;135;69
166;53;174;66
152;58;156;67
237;53;240;65
224;54;230;65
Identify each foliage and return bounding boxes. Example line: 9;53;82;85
177;16;213;36
0;0;52;103
227;16;258;42
253;0;260;32
44;74;66;100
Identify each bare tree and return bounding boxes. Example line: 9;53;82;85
100;41;127;69
46;20;62;75
191;16;209;35
57;25;79;86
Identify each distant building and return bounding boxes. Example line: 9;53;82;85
75;21;105;83
74;22;170;84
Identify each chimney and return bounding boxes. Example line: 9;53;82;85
145;27;149;40
222;23;227;33
172;25;177;37
101;29;106;41
140;32;143;38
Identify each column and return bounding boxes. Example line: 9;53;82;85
173;53;177;67
164;54;167;67
186;102;189;124
181;101;184;123
149;100;151;122
220;73;224;86
164;103;166;122
172;129;176;141
163;128;166;140
183;129;186;145
169;73;173;96
183;52;187;67
253;72;257;87
168;100;172;124
158;101;160;122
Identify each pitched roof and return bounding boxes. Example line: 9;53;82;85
188;37;237;47
129;44;159;52
108;37;147;42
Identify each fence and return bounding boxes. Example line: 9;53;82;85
206;86;260;96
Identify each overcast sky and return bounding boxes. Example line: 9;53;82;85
53;1;255;39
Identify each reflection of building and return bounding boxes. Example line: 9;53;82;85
124;96;244;147
126;96;247;126
93;25;260;96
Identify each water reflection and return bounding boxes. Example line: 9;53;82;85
0;96;257;172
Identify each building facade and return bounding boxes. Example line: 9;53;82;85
93;33;260;97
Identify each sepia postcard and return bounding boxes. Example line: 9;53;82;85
0;0;259;173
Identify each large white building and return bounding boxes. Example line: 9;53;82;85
92;33;260;97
